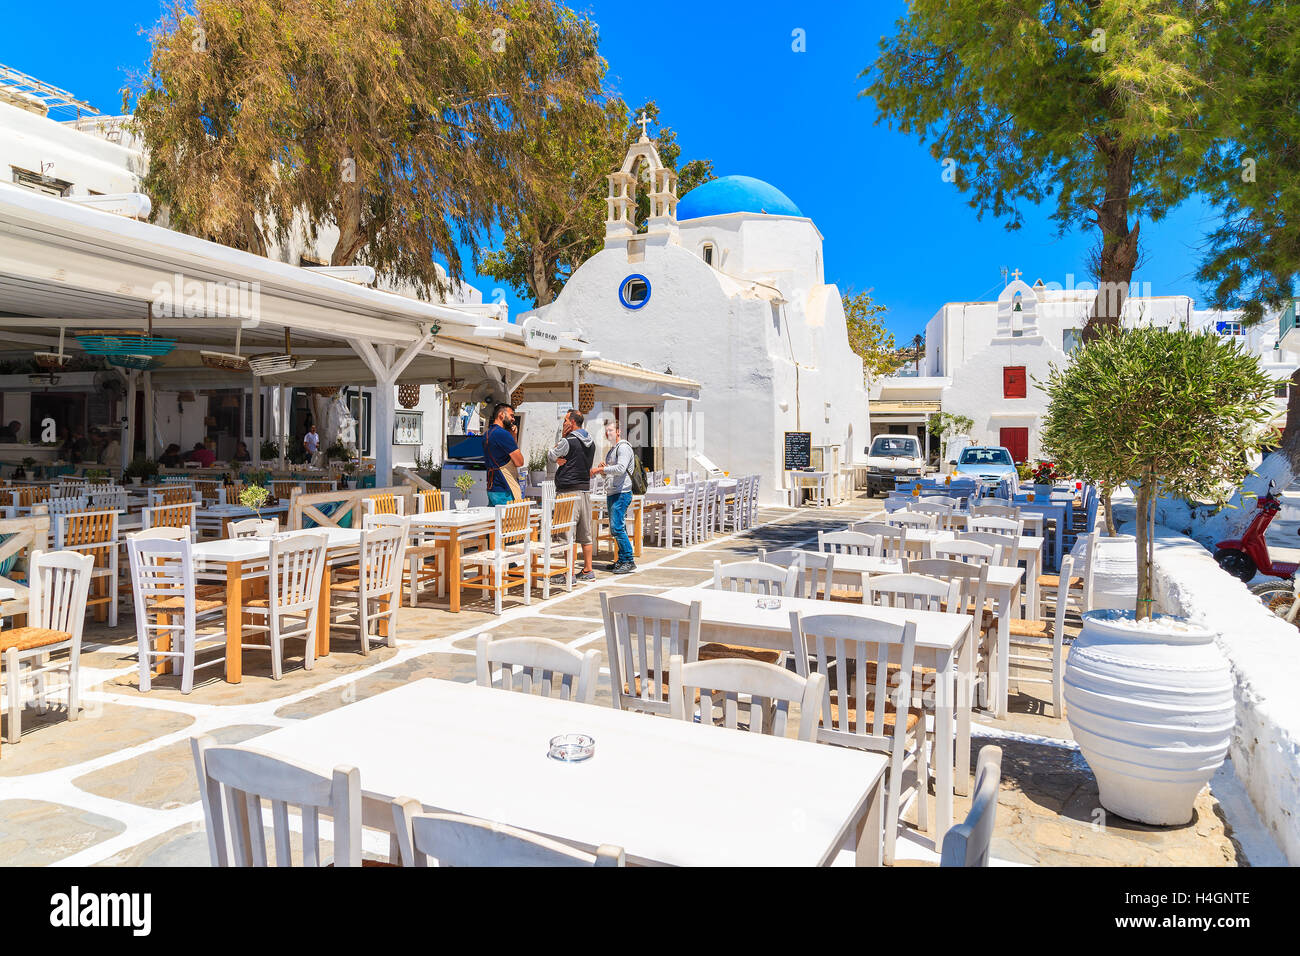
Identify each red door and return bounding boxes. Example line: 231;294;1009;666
1003;366;1027;398
1000;427;1029;463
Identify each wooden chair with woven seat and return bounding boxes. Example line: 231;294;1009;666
1039;526;1097;616
600;592;701;716
705;560;798;665
968;515;1024;538
789;610;926;865
969;502;1020;521
529;493;578;600
940;744;1003;867
142;501;198;541
908;500;956;530
818;530;881;557
1006;555;1075;716
329;524;406;654
883;511;938;531
55;508;120;628
239;533;328;679
149;484;195;507
228;518;280;538
759;548;837;602
933;539;1004;708
272;480;301;503
460;501;532;615
954;532;1016;570
127;531;228;693
2;549;94;746
668;653;826;741
391;802;624;867
363;492;404;517
476;634;599;704
416;489;450;513
191;735;363;867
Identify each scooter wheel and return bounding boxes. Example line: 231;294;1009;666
1213;548;1257;582
1249;580;1299;621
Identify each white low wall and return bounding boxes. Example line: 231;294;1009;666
1125;521;1300;863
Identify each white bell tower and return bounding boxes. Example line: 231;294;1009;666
604;112;678;250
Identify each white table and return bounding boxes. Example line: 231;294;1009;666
643;480;737;546
250;678;890;866
659;584;974;845
786;470;832;507
192;503;290;537
409;507;536;612
186;527;363;682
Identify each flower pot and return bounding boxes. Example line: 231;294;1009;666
1064;609;1234;826
455;499;469;511
529;471;547;489
1071;532;1138;610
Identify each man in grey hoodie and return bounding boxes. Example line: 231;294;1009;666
548;409;597;581
591;418;637;573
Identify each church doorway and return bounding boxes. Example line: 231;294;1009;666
618;405;657;471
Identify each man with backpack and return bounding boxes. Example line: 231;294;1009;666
591;418;638;574
548;409;597;581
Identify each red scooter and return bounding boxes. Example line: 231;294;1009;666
1213;482;1299;581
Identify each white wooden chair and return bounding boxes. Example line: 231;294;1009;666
818;530;881;557
88;487;128;512
1;549;94;743
705;560;799;664
41;495;88;522
229;517;280;538
329;524;406;653
1006;556;1075;715
475;634;599;704
600;592;701;715
909;500;956;529
969;515;1024;538
883;510;938;531
790;611;926;865
668;653;826;741
127;531;227;693
849;521;906;560
760;548;837;602
1040;525;1097;613
865;572;961;613
956;531;1018;569
934;538;1003;567
190;736;362;867
240;533;328;679
390;802;624;867
718;480;746;533
529;492;578;599
460;501;532;615
940;745;1003;867
362;492;405;517
416;489;451;513
969;502;1020;520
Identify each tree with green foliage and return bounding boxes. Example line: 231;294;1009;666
480;100;715;306
130;0;608;298
1040;327;1275;618
863;0;1206;339
842;290;898;383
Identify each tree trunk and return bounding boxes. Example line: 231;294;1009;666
1102;484;1117;536
332;159;367;267
528;246;556;307
1082;143;1140;341
1135;474;1153;620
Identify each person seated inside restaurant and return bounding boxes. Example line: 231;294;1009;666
0;420;20;442
97;429;121;466
233;441;251;463
158;443;184;467
187;441;216;468
60;428;89;464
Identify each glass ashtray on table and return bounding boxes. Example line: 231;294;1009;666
548;733;595;762
755;596;782;610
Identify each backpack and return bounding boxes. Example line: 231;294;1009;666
616;440;648;495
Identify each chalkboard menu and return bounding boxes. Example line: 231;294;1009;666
783;431;812;470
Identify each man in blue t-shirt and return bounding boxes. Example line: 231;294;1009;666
484;403;524;506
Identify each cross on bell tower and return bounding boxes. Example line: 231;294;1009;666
636;111;651;142
604;112;678;249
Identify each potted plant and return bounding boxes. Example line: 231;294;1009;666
1040;326;1274;825
340;461;357;488
527;447;548;489
453;472;475;511
124;455;160;486
238;483;270;521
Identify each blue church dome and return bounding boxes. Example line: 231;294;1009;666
676;175;803;220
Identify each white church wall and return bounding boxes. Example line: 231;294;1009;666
0;101;144;197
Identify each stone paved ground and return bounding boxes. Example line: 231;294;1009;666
0;493;1273;866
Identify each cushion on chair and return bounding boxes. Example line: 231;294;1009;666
149;594;225;613
823;694;920;732
698;643;782;665
0;626;72;652
1007;618;1052;638
1036;574;1083;589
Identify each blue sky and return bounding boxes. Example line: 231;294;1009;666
3;0;1221;341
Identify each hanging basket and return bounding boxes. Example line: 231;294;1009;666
312;386;340;398
76;331;176;357
398;383;421;409
248;354;316;376
510;385;527;407
107;354;162;371
578;383;596;414
33;352;67;370
200;351;251;372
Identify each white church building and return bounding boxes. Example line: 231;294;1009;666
875;273;1300;465
516;125;870;504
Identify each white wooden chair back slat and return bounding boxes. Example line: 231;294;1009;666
191;735;362;867
865;572;962;613
600;593;702;715
668;654;826;741
759;549;837;601
711;559;798;596
229;518;280;538
475;634;599;704
391;801;624;867
818;530;880;556
940;745;1003;867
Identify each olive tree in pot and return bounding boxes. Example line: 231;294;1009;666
1040;326;1274;824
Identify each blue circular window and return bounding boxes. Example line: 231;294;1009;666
618;274;651;310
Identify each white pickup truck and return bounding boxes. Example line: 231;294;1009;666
863;434;925;496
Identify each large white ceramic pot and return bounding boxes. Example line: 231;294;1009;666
1072;532;1138;610
1064;609;1235;825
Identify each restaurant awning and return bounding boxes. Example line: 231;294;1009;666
870;400;941;417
